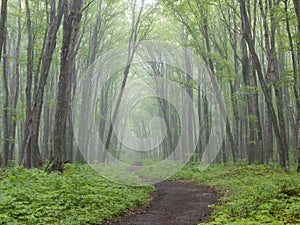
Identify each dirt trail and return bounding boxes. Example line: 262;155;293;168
103;180;220;225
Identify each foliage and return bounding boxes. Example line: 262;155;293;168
1;161;299;225
173;163;300;225
0;164;154;225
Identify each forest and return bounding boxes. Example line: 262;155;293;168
0;0;300;224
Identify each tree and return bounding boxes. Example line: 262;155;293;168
163;0;237;163
239;0;289;169
292;0;300;172
20;0;65;168
0;0;8;166
239;0;263;164
100;0;154;162
0;0;299;170
0;0;7;57
1;0;22;167
52;0;84;171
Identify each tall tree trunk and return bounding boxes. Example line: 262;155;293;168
240;1;262;164
43;82;51;161
0;0;7;55
101;0;152;162
265;94;274;164
2;29;10;167
53;0;83;171
9;0;22;164
20;0;34;168
76;1;112;163
203;15;237;164
259;0;289;168
20;0;65;168
240;0;288;169
196;84;202;159
184;45;194;159
292;0;300;172
0;0;8;166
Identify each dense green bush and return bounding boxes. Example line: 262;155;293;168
0;164;154;225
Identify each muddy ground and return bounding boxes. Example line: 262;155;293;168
103;180;220;225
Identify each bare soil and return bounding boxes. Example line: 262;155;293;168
103;180;220;225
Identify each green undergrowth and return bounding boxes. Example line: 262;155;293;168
0;164;154;225
173;163;300;225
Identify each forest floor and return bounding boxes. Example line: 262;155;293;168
103;180;220;225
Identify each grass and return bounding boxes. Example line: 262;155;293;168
0;164;154;225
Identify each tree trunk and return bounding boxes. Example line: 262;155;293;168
20;0;34;168
240;0;289;169
0;0;7;56
2;29;10;167
0;0;8;166
20;0;65;168
9;0;21;164
184;46;194;159
240;1;262;164
53;0;83;171
101;1;152;162
259;0;289;168
43;83;51;161
265;88;274;164
292;0;300;172
203;16;237;164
